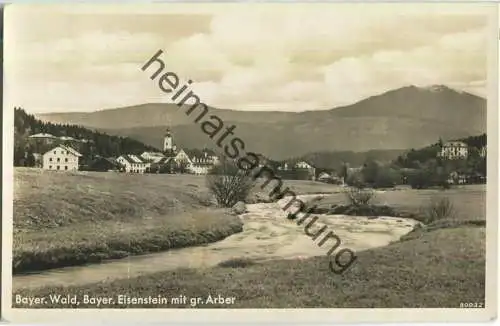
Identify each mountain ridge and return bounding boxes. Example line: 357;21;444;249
35;85;486;159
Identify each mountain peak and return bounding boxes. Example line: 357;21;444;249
422;84;455;93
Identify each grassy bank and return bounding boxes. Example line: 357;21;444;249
14;224;485;308
13;168;242;273
312;185;486;221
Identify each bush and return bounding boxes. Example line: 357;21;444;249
345;187;375;207
217;257;256;268
373;168;400;188
329;204;397;217
420;196;455;224
345;171;365;188
407;166;451;190
206;160;254;208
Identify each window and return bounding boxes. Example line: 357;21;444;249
57;166;60;170
65;166;68;170
57;158;60;162
49;165;52;169
65;158;68;162
54;151;57;154
49;158;53;162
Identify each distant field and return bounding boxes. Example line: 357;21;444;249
315;185;486;221
13;168;242;273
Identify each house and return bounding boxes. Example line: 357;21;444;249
276;160;316;180
149;157;177;173
173;149;192;164
156;127;220;174
480;146;487;158
317;171;332;181
184;149;220;175
295;161;314;169
42;145;82;171
448;171;467;185
88;156;122;172
116;154;150;173
29;133;58;145
141;151;166;163
438;141;468;160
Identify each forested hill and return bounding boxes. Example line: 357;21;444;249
14;107;159;166
394;133;487;169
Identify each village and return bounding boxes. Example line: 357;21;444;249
23;126;487;187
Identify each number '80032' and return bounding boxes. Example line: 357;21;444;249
460;302;484;308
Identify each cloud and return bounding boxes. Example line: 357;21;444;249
4;4;492;113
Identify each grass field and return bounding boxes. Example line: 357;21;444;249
314;185;486;221
13;224;485;308
13;168;242;273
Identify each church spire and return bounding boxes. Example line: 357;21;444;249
163;127;174;153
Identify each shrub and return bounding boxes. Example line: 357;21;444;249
420;196;455;224
362;160;380;185
206;160;254;208
345;187;375;207
217;257;256;268
407;166;451;190
328;204;397;217
345;171;365;188
373;168;400;188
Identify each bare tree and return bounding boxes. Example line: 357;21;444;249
206;159;254;207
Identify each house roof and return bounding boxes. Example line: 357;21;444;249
118;154;147;164
91;156;121;167
42;145;82;157
443;141;468;148
155;157;174;165
29;133;57;139
141;151;165;158
279;159;316;169
184;148;218;160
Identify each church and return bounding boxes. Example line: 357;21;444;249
139;128;219;175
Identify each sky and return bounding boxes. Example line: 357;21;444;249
3;3;493;113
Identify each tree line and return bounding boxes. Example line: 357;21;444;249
13;107;159;167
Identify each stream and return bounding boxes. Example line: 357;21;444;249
13;194;419;291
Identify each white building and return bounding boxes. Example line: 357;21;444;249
141;151;166;163
438;141;469;160
116;154;150;173
295;161;314;169
42;145;82;171
29;133;58;145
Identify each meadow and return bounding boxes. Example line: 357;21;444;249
13;168;243;273
12;168;487;307
314;184;486;221
14;225;485;308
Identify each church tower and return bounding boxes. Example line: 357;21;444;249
163;128;173;153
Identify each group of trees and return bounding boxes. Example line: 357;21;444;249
394;134;486;171
345;160;402;189
343;134;487;190
14;107;159;167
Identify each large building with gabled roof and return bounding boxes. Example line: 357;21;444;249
42;144;82;171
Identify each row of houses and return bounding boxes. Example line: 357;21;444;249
34;128;221;175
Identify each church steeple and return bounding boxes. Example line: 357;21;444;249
163;128;173;153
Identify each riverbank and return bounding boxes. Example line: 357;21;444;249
13;192;418;290
13;224;485;308
13;168;242;273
